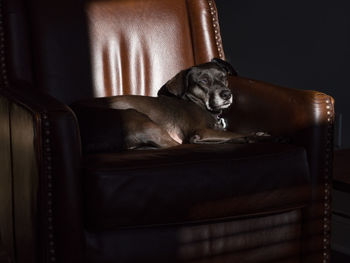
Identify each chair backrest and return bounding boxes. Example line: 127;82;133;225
5;0;225;103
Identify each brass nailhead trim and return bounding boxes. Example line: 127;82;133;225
0;2;57;260
323;98;333;263
42;112;56;262
0;0;8;88
207;0;223;58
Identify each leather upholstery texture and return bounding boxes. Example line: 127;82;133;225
0;0;334;262
85;209;304;263
86;0;194;97
0;84;85;262
84;143;309;229
7;0;223;103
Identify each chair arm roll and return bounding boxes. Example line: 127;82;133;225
225;76;334;192
0;83;84;263
225;76;334;135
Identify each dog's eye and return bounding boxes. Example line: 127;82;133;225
199;78;209;85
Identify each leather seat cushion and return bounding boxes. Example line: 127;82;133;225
83;143;310;230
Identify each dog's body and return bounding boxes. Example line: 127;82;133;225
73;58;267;150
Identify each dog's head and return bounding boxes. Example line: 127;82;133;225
158;58;237;112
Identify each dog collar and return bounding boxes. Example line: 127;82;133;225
219;117;227;129
217;116;227;129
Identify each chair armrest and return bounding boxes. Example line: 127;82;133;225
224;75;334;196
225;76;334;135
224;76;334;260
0;83;84;262
225;76;334;186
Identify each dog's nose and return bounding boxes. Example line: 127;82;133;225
220;89;232;100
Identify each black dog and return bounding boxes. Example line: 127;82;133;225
72;58;268;150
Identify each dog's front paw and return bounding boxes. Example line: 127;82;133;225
189;134;201;144
245;131;271;143
255;131;270;137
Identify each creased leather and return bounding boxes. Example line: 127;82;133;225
85;0;196;97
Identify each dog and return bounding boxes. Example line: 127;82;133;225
72;58;269;150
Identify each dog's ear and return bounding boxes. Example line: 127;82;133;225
158;69;190;97
211;58;238;76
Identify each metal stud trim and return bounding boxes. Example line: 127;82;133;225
323;97;334;263
0;2;55;261
0;0;9;89
0;1;56;260
207;0;224;58
42;112;56;262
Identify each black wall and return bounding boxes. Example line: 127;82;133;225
216;0;350;149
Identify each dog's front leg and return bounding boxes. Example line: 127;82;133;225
190;129;247;144
190;129;270;144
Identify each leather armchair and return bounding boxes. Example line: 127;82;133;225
0;0;334;262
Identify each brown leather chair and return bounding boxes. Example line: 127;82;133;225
0;0;334;262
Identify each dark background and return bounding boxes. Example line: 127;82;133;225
216;0;350;149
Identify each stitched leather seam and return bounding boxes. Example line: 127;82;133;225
86;147;307;174
87;205;306;232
